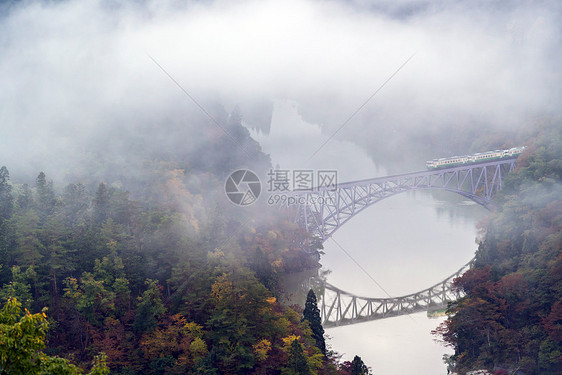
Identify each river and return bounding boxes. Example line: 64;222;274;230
251;100;487;374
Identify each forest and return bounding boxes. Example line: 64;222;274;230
434;119;562;374
1;101;560;375
0;108;372;374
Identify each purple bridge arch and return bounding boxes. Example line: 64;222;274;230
294;158;517;243
290;158;518;326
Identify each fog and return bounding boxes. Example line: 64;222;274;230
1;0;561;182
1;0;559;372
254;99;486;373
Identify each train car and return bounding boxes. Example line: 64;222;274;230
426;146;526;170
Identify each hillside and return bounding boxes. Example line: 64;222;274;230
434;119;562;374
0;106;369;374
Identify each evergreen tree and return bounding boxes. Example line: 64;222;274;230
0;167;14;280
62;183;89;227
13;210;43;267
35;172;55;222
351;355;370;375
16;184;33;212
92;183;111;226
283;339;311;375
40;215;77;309
302;289;326;355
0;166;13;222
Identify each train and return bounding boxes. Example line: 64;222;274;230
426;146;526;170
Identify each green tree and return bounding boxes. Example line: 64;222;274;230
350;355;370;375
133;279;166;333
205;270;272;373
302;289;326;355
39;214;77;309
13;210;43;267
0;297;110;375
251;247;278;294
283;339;311;375
112;277;131;318
63;273;116;327
35;172;55;222
434;120;562;374
92;183;111;226
0;167;13;281
0;266;36;309
0;166;13;223
0;297;49;374
16;183;33;212
62;183;89;227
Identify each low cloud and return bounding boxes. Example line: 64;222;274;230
0;0;560;179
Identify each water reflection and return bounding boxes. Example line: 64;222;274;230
249;100;487;374
318;191;483;296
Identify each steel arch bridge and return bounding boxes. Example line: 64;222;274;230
290;158;519;326
294;158;517;242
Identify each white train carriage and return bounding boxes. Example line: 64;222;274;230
426;146;526;170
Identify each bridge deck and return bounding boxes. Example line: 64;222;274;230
295;157;518;192
293;158;517;241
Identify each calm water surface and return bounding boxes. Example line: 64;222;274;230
252;101;487;374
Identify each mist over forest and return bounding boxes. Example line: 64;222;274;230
0;0;561;374
1;0;561;182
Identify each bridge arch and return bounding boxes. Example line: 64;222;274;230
315;186;487;243
291;158;519;325
294;159;516;242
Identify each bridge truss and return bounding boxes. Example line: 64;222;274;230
294;159;516;242
288;158;521;326
321;261;472;327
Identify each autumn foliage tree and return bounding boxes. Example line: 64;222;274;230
0;297;109;375
0;113;362;375
434;120;562;374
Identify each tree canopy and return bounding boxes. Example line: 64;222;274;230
434;119;562;374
